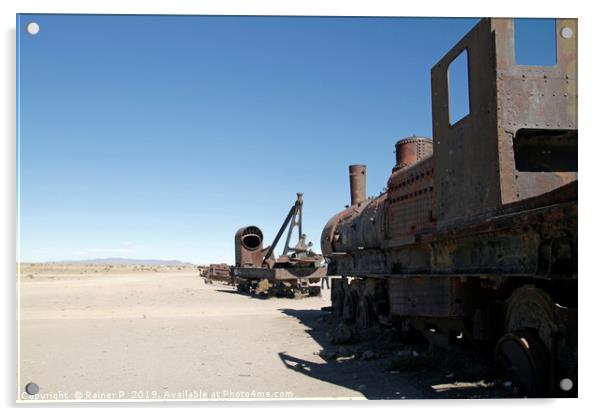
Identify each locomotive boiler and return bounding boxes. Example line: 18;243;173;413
321;18;577;397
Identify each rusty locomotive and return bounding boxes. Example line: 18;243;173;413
320;18;577;397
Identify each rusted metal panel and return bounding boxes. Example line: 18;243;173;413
493;18;577;128
324;176;576;279
350;249;388;275
232;264;325;282
430;18;577;229
205;263;233;283
431;18;501;228
320;206;352;257
207;263;231;277
321;197;384;255
234;226;264;267
389;276;485;318
493;18;578;204
386;157;435;239
423;181;577;240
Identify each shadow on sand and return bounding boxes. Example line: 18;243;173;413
214;288;239;294
276;308;514;400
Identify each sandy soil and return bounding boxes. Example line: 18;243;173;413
18;264;507;402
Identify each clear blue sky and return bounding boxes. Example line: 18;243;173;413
17;14;556;264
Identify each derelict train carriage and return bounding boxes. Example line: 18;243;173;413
201;263;234;285
320;18;577;397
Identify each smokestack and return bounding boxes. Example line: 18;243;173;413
349;164;366;206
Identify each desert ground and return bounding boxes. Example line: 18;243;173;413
18;263;511;401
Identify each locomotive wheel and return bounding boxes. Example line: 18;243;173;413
355;294;374;329
495;286;559;397
332;286;345;318
308;286;321;297
495;330;550;397
342;288;357;323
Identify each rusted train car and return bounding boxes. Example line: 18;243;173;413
320;18;577;397
201;263;233;285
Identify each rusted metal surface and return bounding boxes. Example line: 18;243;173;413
321;17;577;278
392;136;433;173
431;18;577;229
386;156;435;240
320;18;577;397
234;226;265;267
232;193;326;296
326;183;576;279
262;192;309;265
203;263;233;285
495;285;576;397
232;265;325;282
348;165;367;206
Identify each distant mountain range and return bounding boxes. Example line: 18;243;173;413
51;258;195;266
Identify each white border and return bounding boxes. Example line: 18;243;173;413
3;0;600;414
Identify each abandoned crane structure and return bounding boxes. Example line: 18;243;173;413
232;193;326;297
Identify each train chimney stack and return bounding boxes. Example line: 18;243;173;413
349;164;366;206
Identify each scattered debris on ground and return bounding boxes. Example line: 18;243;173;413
317;312;519;399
